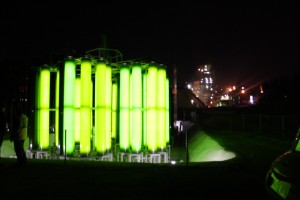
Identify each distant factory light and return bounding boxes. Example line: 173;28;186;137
260;85;264;93
221;94;229;100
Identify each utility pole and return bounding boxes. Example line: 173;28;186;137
184;111;189;167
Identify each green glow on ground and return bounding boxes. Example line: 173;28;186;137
0;130;236;162
188;130;236;162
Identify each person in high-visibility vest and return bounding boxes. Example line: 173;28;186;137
10;104;28;167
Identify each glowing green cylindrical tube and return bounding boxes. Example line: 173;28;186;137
39;66;50;150
147;63;157;152
95;60;107;154
80;57;92;155
165;78;170;144
142;72;147;147
105;64;112;151
80;107;90;154
55;70;60;147
75;78;81;143
130;73;132;149
111;82;118;140
157;65;166;150
131;63;142;152
119;63;130;152
90;80;93;145
63;57;76;155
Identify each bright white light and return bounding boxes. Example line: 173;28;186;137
171;160;176;165
221;94;229;100
249;95;254;104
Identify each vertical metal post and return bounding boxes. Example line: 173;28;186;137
64;129;67;166
185;128;188;167
167;144;171;163
184;111;188;167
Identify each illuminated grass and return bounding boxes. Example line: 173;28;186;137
0;138;29;158
188;130;236;162
1;131;235;163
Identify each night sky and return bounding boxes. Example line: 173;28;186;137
1;3;300;89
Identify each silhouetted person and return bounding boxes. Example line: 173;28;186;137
0;103;7;157
10;105;28;167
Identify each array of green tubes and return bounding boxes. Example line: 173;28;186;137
35;57;170;156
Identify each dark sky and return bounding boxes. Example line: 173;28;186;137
1;3;300;88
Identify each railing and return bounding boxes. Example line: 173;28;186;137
179;107;300;140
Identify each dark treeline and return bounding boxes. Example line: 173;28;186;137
258;72;300;114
